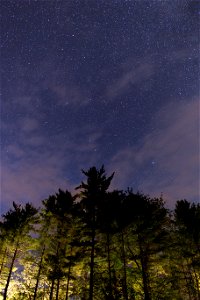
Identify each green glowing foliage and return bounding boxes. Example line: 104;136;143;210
0;202;37;300
0;167;199;300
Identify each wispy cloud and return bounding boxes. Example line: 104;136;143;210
51;84;91;107
106;62;154;99
2;98;198;211
0;124;103;213
1;155;69;213
109;97;199;206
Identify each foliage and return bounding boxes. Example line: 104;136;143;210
0;166;199;300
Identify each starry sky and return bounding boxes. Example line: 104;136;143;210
1;0;199;213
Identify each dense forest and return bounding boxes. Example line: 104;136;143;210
0;166;199;300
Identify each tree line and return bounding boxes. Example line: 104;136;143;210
0;166;199;300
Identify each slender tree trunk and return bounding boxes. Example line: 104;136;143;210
89;224;95;300
65;246;73;300
141;256;151;300
33;246;45;300
56;278;60;300
121;230;128;300
106;232;113;299
138;238;151;300
65;263;71;300
4;243;19;300
49;278;55;300
0;247;7;277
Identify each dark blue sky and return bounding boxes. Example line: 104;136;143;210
1;0;199;213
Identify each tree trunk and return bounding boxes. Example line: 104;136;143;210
138;238;151;300
4;243;19;300
121;230;128;300
65;264;71;300
49;278;55;300
33;246;45;300
56;278;60;300
106;232;113;299
65;246;73;300
89;225;95;300
141;256;151;300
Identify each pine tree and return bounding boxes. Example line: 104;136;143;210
174;200;200;299
1;202;37;300
76;165;114;300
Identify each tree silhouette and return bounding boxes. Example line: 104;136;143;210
1;202;37;300
76;165;114;300
0;166;198;299
124;191;168;300
42;189;76;300
97;190;123;299
174;200;200;299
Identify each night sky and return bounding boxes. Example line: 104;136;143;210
1;0;199;213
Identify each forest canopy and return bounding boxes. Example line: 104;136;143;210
0;166;199;300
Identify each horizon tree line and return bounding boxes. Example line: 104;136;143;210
0;166;199;300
